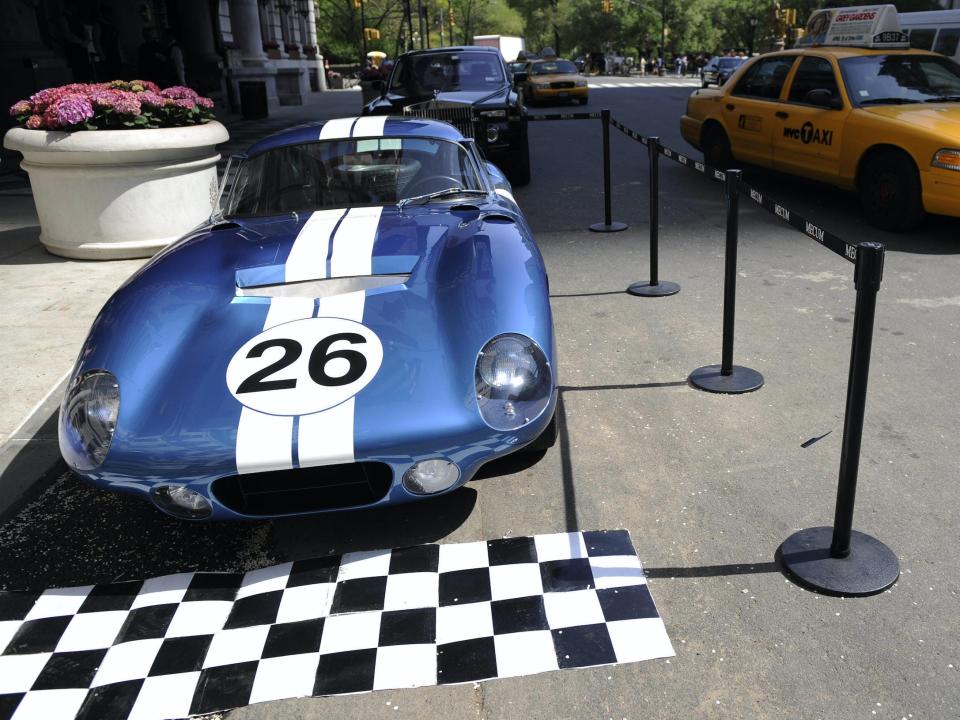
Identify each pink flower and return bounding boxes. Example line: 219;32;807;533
29;87;64;111
196;97;214;110
25;115;44;130
9;100;32;116
130;79;161;93
161;86;200;101
139;91;165;108
42;93;94;129
174;98;196;110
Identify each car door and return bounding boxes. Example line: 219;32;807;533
772;55;851;180
724;55;798;167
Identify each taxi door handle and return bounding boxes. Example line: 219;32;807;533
725;103;735;111
776;111;789;119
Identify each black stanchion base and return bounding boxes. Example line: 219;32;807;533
689;364;763;394
589;221;628;233
779;526;899;597
627;280;680;297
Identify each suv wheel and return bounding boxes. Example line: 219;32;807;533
858;150;925;231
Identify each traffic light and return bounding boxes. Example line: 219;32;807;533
364;27;381;40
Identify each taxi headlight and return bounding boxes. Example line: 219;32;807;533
59;370;120;471
532;82;549;89
575;80;587;87
932;148;960;172
476;334;552;430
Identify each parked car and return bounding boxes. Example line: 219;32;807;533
523;58;589;105
681;5;960;230
59;116;557;520
701;56;747;87
363;46;530;184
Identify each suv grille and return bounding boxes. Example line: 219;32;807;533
550;81;575;89
403;105;478;138
212;462;393;516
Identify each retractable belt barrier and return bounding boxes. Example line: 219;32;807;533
598;113;898;597
526;111;603;121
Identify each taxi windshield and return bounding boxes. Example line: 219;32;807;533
841;54;960;106
225;137;483;217
531;60;578;75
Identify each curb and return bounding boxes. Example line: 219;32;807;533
0;376;69;522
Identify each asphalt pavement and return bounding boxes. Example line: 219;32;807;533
1;82;959;719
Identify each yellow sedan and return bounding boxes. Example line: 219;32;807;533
681;46;960;230
523;59;589;106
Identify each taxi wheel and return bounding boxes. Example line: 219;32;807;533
859;151;925;231
702;124;733;170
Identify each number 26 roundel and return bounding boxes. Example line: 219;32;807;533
226;317;384;416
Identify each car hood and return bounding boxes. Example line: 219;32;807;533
76;202;553;480
374;85;512;110
860;103;960;137
528;74;582;83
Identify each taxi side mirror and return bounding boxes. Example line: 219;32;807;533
805;88;841;109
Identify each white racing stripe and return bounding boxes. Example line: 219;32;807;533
284;209;347;283
351;115;387;137
330;207;383;278
297;290;367;468
495;188;516;205
235;208;381;476
319;117;357;139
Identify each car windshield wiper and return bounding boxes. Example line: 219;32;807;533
397;187;488;209
925;95;960;102
859;97;922;106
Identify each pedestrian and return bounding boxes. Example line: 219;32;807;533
638;53;646;76
162;29;186;87
681;54;688;77
137;27;166;85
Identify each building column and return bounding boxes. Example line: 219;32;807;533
226;0;279;109
306;0;326;91
176;0;225;99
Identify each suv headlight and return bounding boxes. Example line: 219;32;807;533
475;334;552;430
932;148;960;172
480;109;507;118
60;370;120;471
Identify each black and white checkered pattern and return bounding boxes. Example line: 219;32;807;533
0;530;673;720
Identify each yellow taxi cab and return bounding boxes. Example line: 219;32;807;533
680;4;960;230
523;58;589;105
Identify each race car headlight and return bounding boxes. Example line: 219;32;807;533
60;370;120;471
932;148;960;172
475;334;551;430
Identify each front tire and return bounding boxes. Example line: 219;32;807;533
701;124;733;170
858;150;925;231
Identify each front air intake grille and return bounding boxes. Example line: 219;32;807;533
212;462;393;516
403;105;478;138
550;81;575;89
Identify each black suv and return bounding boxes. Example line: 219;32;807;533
363;46;530;185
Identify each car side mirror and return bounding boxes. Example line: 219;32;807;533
513;71;528;84
805;88;841;109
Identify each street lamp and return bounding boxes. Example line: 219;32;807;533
748;17;758;57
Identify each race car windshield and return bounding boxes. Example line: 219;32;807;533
531;60;578;75
841;54;960;106
224;137;483;217
389;52;506;95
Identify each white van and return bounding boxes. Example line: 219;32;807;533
899;10;960;63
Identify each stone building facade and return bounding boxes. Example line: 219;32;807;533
1;0;326;137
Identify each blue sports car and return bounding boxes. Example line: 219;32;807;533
59;116;557;520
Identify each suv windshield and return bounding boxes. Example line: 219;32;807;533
841;54;960;105
718;58;744;69
388;51;506;96
225;137;483;217
531;60;578;75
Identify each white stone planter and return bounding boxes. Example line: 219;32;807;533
3;121;229;260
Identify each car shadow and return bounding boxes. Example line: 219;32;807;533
0;470;477;592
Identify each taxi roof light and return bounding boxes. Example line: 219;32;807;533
797;4;909;50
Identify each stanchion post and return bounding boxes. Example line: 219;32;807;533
779;242;899;596
628;136;679;297
589;109;627;233
689;168;763;393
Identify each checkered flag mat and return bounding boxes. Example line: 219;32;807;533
0;530;673;719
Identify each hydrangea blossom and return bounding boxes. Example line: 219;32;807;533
9;80;214;131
